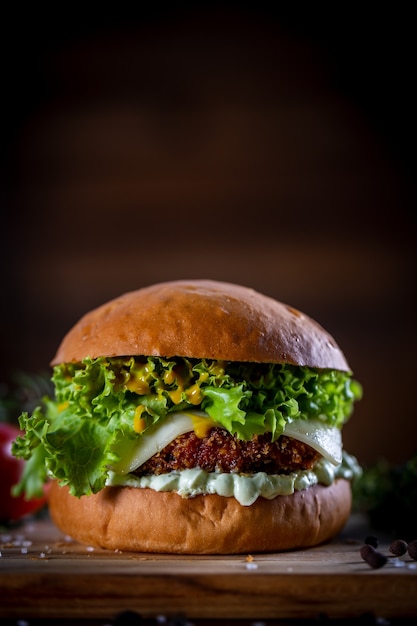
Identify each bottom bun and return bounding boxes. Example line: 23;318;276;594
48;479;351;554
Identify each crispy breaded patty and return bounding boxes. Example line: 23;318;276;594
134;428;320;476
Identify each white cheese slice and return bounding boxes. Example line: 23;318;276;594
111;411;342;474
111;412;208;474
283;419;342;465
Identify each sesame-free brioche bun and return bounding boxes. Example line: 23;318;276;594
48;280;354;554
48;479;352;554
51;279;349;370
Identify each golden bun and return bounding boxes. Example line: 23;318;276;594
51;279;349;370
48;280;353;554
48;479;352;554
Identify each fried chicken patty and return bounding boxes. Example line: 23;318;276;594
134;427;321;476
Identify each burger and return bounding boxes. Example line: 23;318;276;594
12;279;362;554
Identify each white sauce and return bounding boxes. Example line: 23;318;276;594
106;453;360;506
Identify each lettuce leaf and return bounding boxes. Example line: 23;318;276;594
12;356;361;498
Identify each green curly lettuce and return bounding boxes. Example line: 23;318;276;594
12;356;362;498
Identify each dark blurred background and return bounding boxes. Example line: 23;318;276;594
1;5;416;466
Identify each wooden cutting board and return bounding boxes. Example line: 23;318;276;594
1;513;416;621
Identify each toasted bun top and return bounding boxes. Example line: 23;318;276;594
51;279;350;370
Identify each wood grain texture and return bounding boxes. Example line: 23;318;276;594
1;515;416;621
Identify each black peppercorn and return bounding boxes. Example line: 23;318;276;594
407;539;417;560
389;539;408;556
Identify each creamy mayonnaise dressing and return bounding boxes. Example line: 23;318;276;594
106;452;360;506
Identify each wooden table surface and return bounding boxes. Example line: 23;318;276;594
1;513;416;623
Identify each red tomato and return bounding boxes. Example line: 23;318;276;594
0;422;48;522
